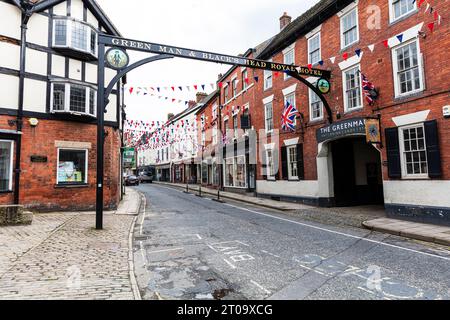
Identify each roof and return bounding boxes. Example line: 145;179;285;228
8;0;121;36
257;0;354;59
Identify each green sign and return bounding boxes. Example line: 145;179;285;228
105;48;130;70
123;147;135;168
317;78;331;94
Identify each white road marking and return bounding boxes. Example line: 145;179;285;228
146;247;184;254
223;258;237;269
140;241;148;266
261;250;281;258
139;195;147;236
250;280;271;295
196;234;202;240
223;203;450;261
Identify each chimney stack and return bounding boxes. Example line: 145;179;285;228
196;92;208;103
279;12;292;31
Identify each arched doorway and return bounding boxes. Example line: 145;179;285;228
330;137;384;207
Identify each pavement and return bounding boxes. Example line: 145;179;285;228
0;188;142;300
133;184;450;300
154;181;450;246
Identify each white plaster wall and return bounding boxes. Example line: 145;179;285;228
86;10;98;27
256;180;318;198
0;74;19;109
71;0;85;21
0;2;21;39
25;49;48;76
0;42;20;70
27;13;49;47
23;79;46;113
85;62;97;83
52;2;67;16
69;58;82;81
51;54;66;77
105;94;117;122
384;180;450;208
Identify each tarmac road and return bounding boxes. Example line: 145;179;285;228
132;184;450;300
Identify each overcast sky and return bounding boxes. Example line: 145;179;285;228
96;0;320;125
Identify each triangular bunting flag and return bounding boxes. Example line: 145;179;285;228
368;44;375;52
343;52;349;61
194;85;198;90
424;3;430;13
355;49;362;57
201;84;205;90
382;39;389;48
428;22;435;32
330;57;336;64
396;34;403;43
254;76;259;82
129;87;134;94
307;64;312;70
318;60;324;66
178;86;182;91
418;0;425;8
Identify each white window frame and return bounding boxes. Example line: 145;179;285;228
212;125;217;145
50;82;97;117
392;39;425;98
231;76;238;98
242;68;249;90
52;17;98;57
265;148;276;181
309;86;324;121
212;104;218;120
342;64;363;113
307;32;321;66
389;0;417;23
224;84;229;103
287;145;299;180
56;148;89;185
0;140;14;192
398;123;429;179
340;6;359;49
283;45;295;80
264;59;273;90
264;101;274;133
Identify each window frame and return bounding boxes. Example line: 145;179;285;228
389;0;417;23
309;86;324;121
50;82;97;117
342;64;363;113
287;145;299;180
52;17;98;57
265;148;276;181
0;140;14;192
283;46;295;80
56;148;89;185
340;7;359;50
392;39;425;98
308;32;321;66
242;69;249;90
264;101;274;133
264;59;273;90
398;123;429;179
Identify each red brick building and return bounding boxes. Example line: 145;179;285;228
0;0;124;211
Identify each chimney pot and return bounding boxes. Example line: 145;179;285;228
280;12;292;31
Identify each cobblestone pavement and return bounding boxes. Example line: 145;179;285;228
0;213;136;300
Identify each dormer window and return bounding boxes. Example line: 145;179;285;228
51;81;97;118
53;18;98;59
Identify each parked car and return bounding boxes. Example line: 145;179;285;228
139;171;153;184
125;175;140;186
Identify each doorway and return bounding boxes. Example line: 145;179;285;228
331;137;384;207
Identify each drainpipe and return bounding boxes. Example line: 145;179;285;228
14;10;32;205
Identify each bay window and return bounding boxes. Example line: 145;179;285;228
57;149;88;185
51;82;97;117
0;140;13;192
53;18;98;58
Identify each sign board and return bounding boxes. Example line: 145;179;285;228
317;78;331;94
30;155;47;163
365;118;381;144
123;147;136;168
105;48;129;70
100;35;331;79
316;117;366;143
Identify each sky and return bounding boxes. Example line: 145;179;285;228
96;0;320;124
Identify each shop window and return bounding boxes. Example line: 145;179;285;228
53;18;98;58
392;40;424;97
224;156;247;188
343;65;362;112
51;82;96;117
340;7;359;49
0;140;13;192
57;149;88;185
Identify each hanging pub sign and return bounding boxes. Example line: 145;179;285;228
105;48;130;70
365;118;381;144
122;147;136;168
317;78;331;94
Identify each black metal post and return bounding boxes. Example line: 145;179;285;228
96;42;106;230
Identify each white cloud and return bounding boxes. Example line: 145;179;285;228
96;0;320;123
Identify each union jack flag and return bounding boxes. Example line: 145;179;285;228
281;101;298;131
362;73;376;105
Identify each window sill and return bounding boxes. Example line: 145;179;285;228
0;190;13;194
54;184;89;189
344;107;364;115
340;40;360;53
393;90;424;102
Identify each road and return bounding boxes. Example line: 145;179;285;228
132;184;450;300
